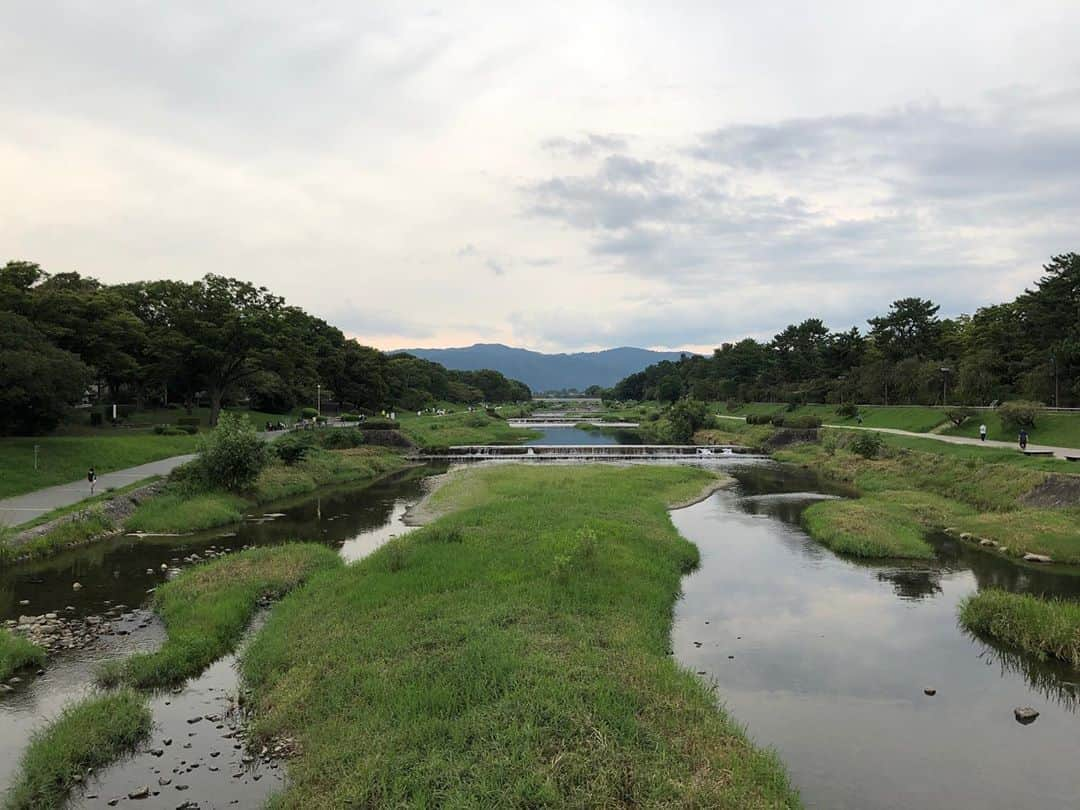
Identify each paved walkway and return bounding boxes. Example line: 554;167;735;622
715;415;1079;461
0;454;197;527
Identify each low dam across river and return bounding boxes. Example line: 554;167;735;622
420;444;752;460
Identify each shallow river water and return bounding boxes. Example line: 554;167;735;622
1;439;1078;808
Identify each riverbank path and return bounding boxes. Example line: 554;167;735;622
714;415;1080;460
0;454;197;527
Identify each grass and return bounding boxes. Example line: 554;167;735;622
723;403;949;433
0;434;198;500
124;447;410;534
397;410;540;448
241;465;799;808
11;476;161;531
98;544;341;689
3;689;151;810
777;441;1080;564
0;508;116;566
869;433;1070;474
801;493;944;559
0;628;45;681
960;590;1080;667
944;410;1080;449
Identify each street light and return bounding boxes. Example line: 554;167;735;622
939;367;951;406
317;383;321;417
1051;352;1059;408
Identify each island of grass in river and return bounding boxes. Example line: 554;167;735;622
240;464;799;808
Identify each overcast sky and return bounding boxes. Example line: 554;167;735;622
4;2;1080;353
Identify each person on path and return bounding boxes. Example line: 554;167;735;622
979;423;987;441
87;466;97;495
1018;428;1028;450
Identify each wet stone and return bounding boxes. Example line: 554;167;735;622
1015;706;1040;724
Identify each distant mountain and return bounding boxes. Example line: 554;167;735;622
394;343;689;392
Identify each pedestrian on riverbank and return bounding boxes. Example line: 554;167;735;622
87;466;97;495
1018;428;1028;450
979;423;987;441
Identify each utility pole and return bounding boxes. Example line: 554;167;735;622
1051;352;1059;408
939;367;951;406
34;444;39;471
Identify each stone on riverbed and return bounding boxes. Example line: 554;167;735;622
1023;553;1053;563
128;785;151;799
1014;706;1040;724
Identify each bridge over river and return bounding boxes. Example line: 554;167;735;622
419;444;752;460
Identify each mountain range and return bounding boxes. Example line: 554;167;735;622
395;343;688;393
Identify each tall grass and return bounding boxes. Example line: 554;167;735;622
3;690;151;810
960;590;1080;666
124;491;246;533
241;465;800;808
801;494;940;559
397;410;540;447
0;628;45;681
0;509;115;565
98;544;341;689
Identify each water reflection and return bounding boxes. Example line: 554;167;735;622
672;470;1080;810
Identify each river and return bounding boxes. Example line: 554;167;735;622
1;433;1078;807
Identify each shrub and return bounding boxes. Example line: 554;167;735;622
315;415;327;424
666;399;709;443
300;407;319;420
725;399;742;412
193;412;270;492
822;432;840;456
945;406;975;427
358;418;399;430
464;413;490;428
177;416;201;428
835;402;858;419
274;432;316;465
340;413;361;422
89;412;103;427
153;424;189;436
849;431;884;459
746;413;775;425
997;400;1041;431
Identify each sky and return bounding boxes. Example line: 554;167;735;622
3;1;1080;354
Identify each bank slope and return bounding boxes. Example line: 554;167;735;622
242;465;799;808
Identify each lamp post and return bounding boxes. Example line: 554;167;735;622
837;375;846;406
317;383;321;417
1051;352;1059;408
939;367;951;406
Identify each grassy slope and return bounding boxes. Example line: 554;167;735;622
3;689;151;810
242;465;799;808
943;410;1080;448
0;628;45;681
725;403;948;433
397;410;540;448
125;447;409;533
1;508;116;565
0;434;198;500
960;590;1080;667
100;544;341;689
777;442;1080;563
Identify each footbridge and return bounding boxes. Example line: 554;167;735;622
419;444;753;460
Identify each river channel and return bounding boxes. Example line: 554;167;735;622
1;429;1077;808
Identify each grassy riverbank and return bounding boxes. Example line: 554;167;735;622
0;628;45;681
3;689;151;810
0;434;198;500
125;447;410;533
241;465;799;808
777;441;1080;562
801;493;942;559
960;590;1080;667
100;543;340;689
397;410;539;447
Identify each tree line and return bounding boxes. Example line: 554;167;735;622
0;262;531;435
612;253;1080;407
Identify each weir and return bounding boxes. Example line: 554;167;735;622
421;444;752;460
507;418;640;428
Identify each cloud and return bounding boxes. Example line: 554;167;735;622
541;132;628;158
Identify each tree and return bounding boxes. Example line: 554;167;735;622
867;298;942;361
0;311;91;435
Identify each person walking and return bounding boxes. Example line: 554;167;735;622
979;423;987;441
1018;428;1028;451
87;466;97;495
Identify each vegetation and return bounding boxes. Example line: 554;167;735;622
4;689;151;810
778;440;1080;563
0;433;198;501
185;411;270;491
960;590;1080;667
0;507;116;565
0;628;45;681
126;447;407;533
611;254;1080;408
802;494;941;559
99;544;340;689
398;409;540;448
0;260;530;435
241;465;799;808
